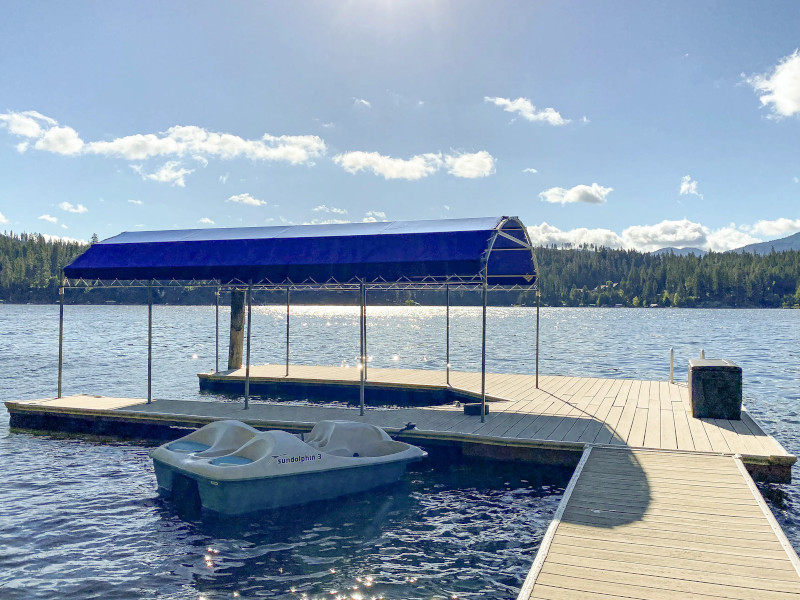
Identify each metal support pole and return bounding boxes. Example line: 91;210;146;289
147;281;153;404
285;286;290;377
669;347;674;383
244;282;252;409
536;290;540;389
480;278;488;423
215;283;220;373
359;281;365;416
446;283;450;387
57;271;64;399
363;285;368;380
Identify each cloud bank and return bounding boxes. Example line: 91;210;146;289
0;110;327;187
527;218;765;252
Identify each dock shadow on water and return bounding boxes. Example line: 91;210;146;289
154;457;571;600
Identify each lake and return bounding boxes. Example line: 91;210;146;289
1;304;798;599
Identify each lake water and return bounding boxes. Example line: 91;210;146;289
1;304;798;599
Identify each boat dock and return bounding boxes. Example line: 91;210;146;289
518;446;800;599
5;365;800;598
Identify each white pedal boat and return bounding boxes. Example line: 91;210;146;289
150;419;427;515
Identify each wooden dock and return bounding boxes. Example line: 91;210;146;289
5;365;800;597
518;446;800;600
198;364;794;479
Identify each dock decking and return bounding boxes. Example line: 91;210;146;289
197;365;794;476
518;446;800;600
5;365;799;598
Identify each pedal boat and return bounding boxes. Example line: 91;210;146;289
150;419;427;514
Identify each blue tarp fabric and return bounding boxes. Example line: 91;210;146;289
64;216;537;286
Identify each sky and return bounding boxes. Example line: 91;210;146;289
1;0;799;252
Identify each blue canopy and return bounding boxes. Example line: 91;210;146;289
64;216;537;286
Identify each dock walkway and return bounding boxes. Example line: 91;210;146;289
518;446;800;600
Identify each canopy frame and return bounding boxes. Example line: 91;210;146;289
58;217;540;423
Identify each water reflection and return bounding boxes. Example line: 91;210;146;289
151;459;568;600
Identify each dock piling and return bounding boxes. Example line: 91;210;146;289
228;289;245;369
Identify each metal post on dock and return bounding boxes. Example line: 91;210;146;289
363;285;368;380
215;282;220;373
669;347;674;383
147;280;153;404
244;281;252;410
535;289;540;389
57;270;64;399
285;285;290;377
359;281;366;416
446;283;450;387
480;277;488;423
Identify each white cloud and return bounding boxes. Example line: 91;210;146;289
527;222;625;249
198;217;215;225
527;218;767;252
706;226;761;252
746;217;800;237
227;192;266;206
40;233;88;245
333;151;443;180
353;98;372;108
305;218;350;225
484;96;569;126
444;151;496;178
539;183;612;205
35;126;84;155
522;168;538;174
746;49;800;118
622;219;709;252
679;175;702;198
0;211;8;225
313;204;348;215
38;214;58;223
363;210;387;223
132;161;194;187
58;202;88;214
219;173;229;184
0;111;326;168
60;224;68;230
86;126;326;164
128;199;143;205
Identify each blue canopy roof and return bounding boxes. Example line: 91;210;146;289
64;216;538;287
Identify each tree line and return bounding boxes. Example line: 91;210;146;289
1;232;799;308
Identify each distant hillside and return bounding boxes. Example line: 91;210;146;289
734;231;800;255
651;247;707;257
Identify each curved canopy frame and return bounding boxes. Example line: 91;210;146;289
63;216;538;288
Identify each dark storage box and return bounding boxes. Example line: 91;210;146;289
463;402;489;416
689;359;742;420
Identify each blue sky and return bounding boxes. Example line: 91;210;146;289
1;0;799;251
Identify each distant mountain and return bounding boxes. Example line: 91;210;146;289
651;247;707;257
733;231;800;255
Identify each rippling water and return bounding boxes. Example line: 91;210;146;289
1;304;798;598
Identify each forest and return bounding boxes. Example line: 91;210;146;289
1;232;799;308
